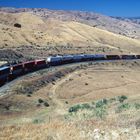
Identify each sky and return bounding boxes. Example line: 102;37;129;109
0;0;140;17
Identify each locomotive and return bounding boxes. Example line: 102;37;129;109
0;66;10;86
0;54;139;86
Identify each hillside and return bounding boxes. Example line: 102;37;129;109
0;11;140;60
0;61;140;140
0;7;140;140
1;7;140;39
115;17;140;25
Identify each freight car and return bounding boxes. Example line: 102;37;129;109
106;55;121;60
23;61;36;73
93;54;106;60
136;55;140;59
121;55;136;59
73;54;85;62
35;59;47;69
82;54;95;61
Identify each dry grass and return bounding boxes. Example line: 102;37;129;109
0;12;140;54
1;10;140;139
56;62;140;104
0;61;140;139
0;121;83;140
0;117;139;140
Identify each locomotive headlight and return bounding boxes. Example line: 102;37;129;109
47;57;51;63
10;66;13;74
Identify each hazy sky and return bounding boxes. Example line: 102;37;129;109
0;0;140;17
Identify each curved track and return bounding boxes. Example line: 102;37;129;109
0;59;140;98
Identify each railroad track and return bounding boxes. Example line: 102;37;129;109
0;58;140;98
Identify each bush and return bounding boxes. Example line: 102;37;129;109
109;98;116;103
95;106;107;119
118;95;128;103
68;103;91;113
65;101;69;104
117;103;131;112
44;102;49;107
134;103;140;110
102;99;108;105
38;99;44;104
92;101;95;105
33;119;43;124
14;23;21;28
96;100;103;108
85;83;88;85
96;99;108;108
81;103;91;109
27;94;31;97
68;104;81;113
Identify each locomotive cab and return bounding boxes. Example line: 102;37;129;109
9;63;24;80
0;66;10;86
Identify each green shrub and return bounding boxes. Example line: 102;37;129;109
96;100;103;108
117;103;131;112
109;98;116;103
95;106;107;119
68;103;91;113
134;103;140;110
65;101;69;104
33;119;43;124
96;99;108;108
38;99;44;104
69;104;81;113
92;101;95;105
81;103;91;109
44;102;49;107
102;99;108;105
118;95;128;103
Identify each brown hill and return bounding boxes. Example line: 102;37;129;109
0;12;140;54
1;7;140;39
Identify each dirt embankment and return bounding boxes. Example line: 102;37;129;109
0;63;86;119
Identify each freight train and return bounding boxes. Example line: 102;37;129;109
0;54;140;86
